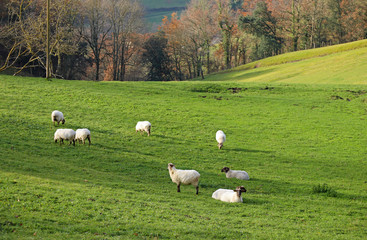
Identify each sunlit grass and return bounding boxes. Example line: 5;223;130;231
207;39;367;84
1;75;367;239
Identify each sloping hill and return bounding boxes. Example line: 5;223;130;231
206;39;367;84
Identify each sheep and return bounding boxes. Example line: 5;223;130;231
221;167;250;180
136;121;152;136
54;129;76;146
216;130;226;149
167;163;200;195
75;128;91;145
51;110;65;126
212;186;247;203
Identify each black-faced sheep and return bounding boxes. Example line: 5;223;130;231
75;128;91;145
54;129;76;146
51;110;65;126
221;167;250;180
212;186;247;203
216;130;226;149
167;163;200;194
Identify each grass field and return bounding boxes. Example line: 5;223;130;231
209;39;367;84
1;40;367;239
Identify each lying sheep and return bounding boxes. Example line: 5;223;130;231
216;130;226;149
51;110;65;126
221;167;250;180
136;121;151;136
168;163;200;194
75;128;91;145
54;129;76;146
212;186;247;203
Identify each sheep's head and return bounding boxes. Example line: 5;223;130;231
218;143;223;149
168;163;175;169
221;167;230;173
62;119;65;124
234;186;247;193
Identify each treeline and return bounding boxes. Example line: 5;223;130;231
0;0;366;81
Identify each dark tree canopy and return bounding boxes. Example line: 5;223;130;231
142;33;172;81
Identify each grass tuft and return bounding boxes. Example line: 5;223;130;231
312;184;338;197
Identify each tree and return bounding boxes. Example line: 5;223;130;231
142;33;172;81
216;0;238;69
80;0;110;81
105;0;144;81
181;0;219;78
1;0;79;77
240;1;282;59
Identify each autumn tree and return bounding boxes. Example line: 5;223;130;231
182;0;218;77
105;0;144;81
160;13;186;80
240;1;282;59
216;0;239;69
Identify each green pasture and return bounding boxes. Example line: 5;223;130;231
209;39;367;84
141;0;189;28
1;74;367;239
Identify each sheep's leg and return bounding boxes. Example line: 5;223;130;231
72;139;75;146
87;136;91;145
177;184;181;192
196;186;199;195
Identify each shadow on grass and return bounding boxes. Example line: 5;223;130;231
225;147;273;154
243;198;269;205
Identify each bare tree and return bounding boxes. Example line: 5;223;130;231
105;0;144;81
80;0;110;80
180;0;219;78
1;0;80;77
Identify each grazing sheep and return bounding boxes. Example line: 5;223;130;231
135;121;152;136
75;128;91;145
216;130;226;149
51;110;65;126
221;167;250;180
212;186;247;203
167;163;200;194
54;129;76;146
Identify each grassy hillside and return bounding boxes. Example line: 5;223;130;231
207;39;367;84
1;75;367;239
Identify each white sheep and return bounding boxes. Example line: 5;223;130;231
75;128;91;145
54;129;76;146
167;163;200;194
212;186;247;203
51;110;65;126
136;121;152;136
221;167;250;180
216;130;226;149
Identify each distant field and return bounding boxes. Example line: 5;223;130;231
1;74;367;239
207;39;367;84
141;0;190;30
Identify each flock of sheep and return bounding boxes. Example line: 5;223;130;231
51;110;250;203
